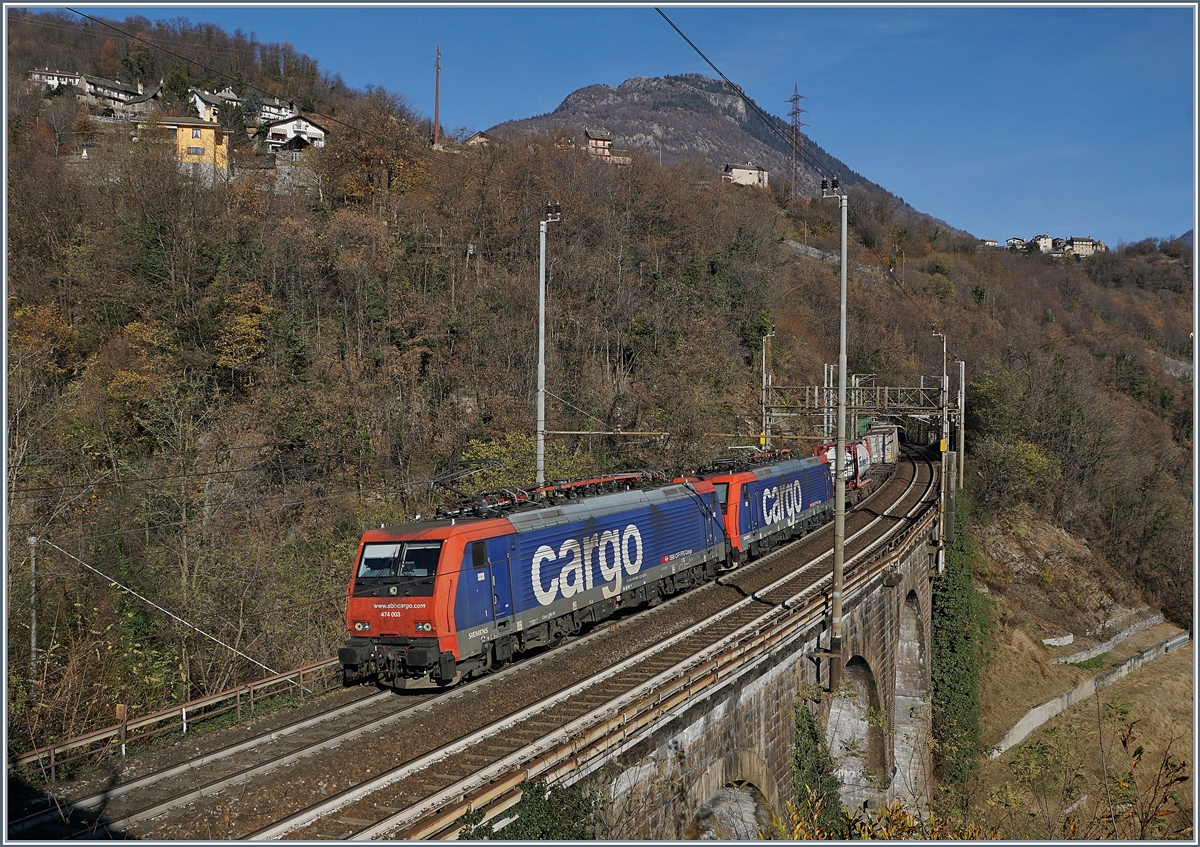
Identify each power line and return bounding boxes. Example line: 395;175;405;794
37;537;278;676
654;7;833;181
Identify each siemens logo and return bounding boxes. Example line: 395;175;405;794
761;480;803;525
531;524;644;606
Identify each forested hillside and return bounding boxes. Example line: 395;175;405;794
5;9;1192;757
6;8;357;118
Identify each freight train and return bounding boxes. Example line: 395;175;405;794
339;447;870;689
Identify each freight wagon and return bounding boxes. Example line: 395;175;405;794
814;437;873;491
865;423;899;466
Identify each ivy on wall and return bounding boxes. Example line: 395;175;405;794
930;493;992;804
790;692;850;837
457;779;597;840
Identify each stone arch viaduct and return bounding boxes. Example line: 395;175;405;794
573;459;952;840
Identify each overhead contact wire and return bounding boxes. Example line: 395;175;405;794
38;538;279;676
655;7;833;180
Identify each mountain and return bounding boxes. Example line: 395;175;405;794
488;73;897;204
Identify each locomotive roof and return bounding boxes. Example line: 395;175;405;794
748;455;823;479
699;454;822;480
505;483;699;533
369;520;458;535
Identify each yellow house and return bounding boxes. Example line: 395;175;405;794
139;116;229;176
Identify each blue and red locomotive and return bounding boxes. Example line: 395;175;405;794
683;449;835;566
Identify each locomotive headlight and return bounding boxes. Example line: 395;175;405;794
415;622;433;633
353;621;370;632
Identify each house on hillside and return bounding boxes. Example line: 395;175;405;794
73;73;164;117
78;74;154;113
255;114;328;151
584;127;613;156
190;86;242;123
465;131;492;147
29;68;80;90
262;97;296;123
28;68;163;116
121;82;165;118
980;239;999;248
580;127;630;164
1030;233;1052;253
723;161;769;188
1068;236;1101;257
137;116;229;184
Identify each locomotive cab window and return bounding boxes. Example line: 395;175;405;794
353;541;442;597
712;482;729;514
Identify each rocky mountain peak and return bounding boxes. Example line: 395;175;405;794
490;73;883;201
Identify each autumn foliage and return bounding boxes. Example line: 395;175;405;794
6;9;1191;769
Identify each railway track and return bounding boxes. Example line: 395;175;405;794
10;449;937;841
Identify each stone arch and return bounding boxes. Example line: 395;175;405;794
826;655;888;809
892;590;931;804
685;780;775;839
896;591;927;692
684;750;779;839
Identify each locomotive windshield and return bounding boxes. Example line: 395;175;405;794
353;541;442;596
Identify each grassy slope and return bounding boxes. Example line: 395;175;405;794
968;512;1193;838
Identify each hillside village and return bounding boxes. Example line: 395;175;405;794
27;67;778;197
30;67;1120;258
988;233;1110;258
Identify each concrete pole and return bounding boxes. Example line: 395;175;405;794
943;339;949;558
761;336;767;447
535;204;561;488
762;329;775;448
832;189;848;680
536;219;547;487
932;328;948;571
820;177;849;691
958;359;966;489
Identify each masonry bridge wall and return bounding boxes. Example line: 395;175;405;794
577;525;937;840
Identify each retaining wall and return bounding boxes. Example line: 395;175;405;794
989;632;1190;759
1051;612;1164;665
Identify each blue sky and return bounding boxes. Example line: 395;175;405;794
64;4;1196;245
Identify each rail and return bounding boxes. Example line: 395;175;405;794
8;657;341;782
356;491;939;840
